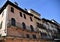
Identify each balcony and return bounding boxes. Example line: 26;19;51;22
37;23;47;30
40;35;53;40
55;33;60;39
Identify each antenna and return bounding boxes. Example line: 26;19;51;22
6;0;9;1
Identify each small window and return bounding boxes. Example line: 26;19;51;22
32;34;36;39
23;14;26;19
30;25;34;31
30;17;33;21
0;22;3;29
37;22;41;28
26;34;30;38
20;12;22;17
2;11;4;17
22;22;26;29
11;7;14;13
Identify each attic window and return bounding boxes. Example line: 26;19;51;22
11;7;14;13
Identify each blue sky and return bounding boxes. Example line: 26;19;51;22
0;0;60;23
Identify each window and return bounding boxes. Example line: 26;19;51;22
40;32;48;39
11;7;14;13
37;22;41;28
32;34;36;39
57;28;60;33
0;22;3;29
30;25;34;31
20;12;22;17
11;18;16;26
26;34;30;38
2;11;4;17
23;14;26;19
22;22;26;29
0;40;4;42
30;17;33;21
40;32;47;38
51;24;54;28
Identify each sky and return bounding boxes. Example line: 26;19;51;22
0;0;60;23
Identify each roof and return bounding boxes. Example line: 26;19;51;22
0;1;33;16
29;9;41;16
42;18;59;26
0;0;41;21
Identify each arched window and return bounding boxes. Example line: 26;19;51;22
30;25;34;31
22;22;26;29
11;18;16;26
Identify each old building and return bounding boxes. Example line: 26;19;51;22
42;18;60;42
0;0;60;42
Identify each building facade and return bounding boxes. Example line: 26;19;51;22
0;0;60;42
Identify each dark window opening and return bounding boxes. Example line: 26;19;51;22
30;17;33;21
32;35;36;39
26;34;30;38
37;22;41;28
22;22;26;29
41;32;47;36
37;22;46;29
30;25;34;31
20;12;22;17
0;22;3;29
57;28;60;33
40;32;47;38
11;18;16;26
11;7;14;13
2;11;4;17
23;14;26;19
0;40;4;42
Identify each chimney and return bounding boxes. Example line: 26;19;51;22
6;0;9;1
14;2;18;6
24;8;27;11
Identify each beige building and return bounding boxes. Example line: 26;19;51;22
0;0;60;42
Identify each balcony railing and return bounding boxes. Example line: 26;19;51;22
40;35;53;40
37;23;47;30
